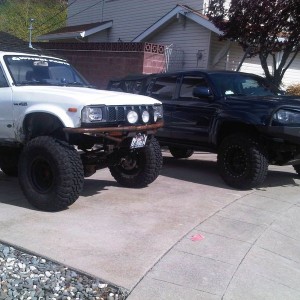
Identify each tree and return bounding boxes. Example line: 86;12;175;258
0;0;67;42
207;0;300;87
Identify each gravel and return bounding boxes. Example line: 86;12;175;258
0;242;127;300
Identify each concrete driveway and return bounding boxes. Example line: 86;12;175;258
1;151;300;299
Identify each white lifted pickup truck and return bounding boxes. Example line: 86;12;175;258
0;51;163;211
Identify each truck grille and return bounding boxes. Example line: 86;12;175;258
106;105;152;123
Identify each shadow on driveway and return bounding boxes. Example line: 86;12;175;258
0;172;119;210
161;153;300;189
0;152;299;209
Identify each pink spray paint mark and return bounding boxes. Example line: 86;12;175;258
190;234;205;241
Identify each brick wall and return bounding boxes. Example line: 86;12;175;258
35;42;166;89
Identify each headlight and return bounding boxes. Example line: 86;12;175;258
273;109;300;126
127;110;139;124
153;105;163;122
142;110;150;123
82;106;104;123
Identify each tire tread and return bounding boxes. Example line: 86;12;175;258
19;136;84;211
218;134;268;189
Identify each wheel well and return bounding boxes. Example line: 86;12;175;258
23;113;65;141
217;122;259;147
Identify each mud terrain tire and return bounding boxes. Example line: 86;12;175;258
218;134;268;189
109;137;162;188
169;147;194;159
0;150;20;176
18;136;84;211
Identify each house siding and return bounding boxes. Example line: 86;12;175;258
283;54;300;88
209;33;228;70
209;33;300;87
87;30;110;43
149;18;211;70
68;0;205;42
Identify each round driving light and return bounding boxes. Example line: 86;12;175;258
127;110;138;124
142;110;150;123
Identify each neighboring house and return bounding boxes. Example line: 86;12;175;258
37;0;300;87
0;31;39;53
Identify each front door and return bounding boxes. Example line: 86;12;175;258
171;75;218;146
0;65;14;140
147;75;178;139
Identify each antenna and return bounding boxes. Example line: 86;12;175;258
28;18;35;48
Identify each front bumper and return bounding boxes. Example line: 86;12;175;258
262;126;300;144
63;120;164;143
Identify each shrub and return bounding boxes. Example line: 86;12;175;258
286;84;300;96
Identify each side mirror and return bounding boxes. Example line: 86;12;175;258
193;86;211;98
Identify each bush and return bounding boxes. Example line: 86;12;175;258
286;84;300;96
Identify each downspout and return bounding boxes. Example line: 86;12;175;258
101;0;105;21
206;31;212;69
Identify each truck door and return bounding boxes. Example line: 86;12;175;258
0;65;14;140
171;75;218;145
147;75;178;140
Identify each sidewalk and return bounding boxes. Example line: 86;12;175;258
128;178;300;299
1;153;300;299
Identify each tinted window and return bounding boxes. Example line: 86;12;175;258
209;73;281;97
0;67;8;87
109;81;124;92
123;80;144;94
131;80;143;94
180;76;208;98
149;76;177;100
109;78;147;94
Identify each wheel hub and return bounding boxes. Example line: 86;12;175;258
120;155;138;171
31;158;54;193
225;146;247;177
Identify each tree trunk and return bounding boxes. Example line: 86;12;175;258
259;48;299;88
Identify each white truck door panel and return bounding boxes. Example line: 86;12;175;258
0;66;14;140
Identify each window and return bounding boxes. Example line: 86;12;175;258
149;76;177;100
180;76;208;98
0;67;8;88
240;78;273;96
131;80;143;94
210;73;280;97
4;55;88;86
108;81;123;92
124;80;143;94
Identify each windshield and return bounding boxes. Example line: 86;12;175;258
4;55;90;87
209;73;282;97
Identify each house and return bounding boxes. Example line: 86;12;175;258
37;0;300;88
0;31;39;53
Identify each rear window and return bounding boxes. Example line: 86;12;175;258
148;76;177;100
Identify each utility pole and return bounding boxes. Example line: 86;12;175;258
28;18;35;48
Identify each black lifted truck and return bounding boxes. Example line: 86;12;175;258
108;70;300;189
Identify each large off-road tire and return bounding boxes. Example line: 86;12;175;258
293;164;300;175
109;137;162;188
18;136;84;211
169;146;194;159
0;150;20;176
217;134;268;189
